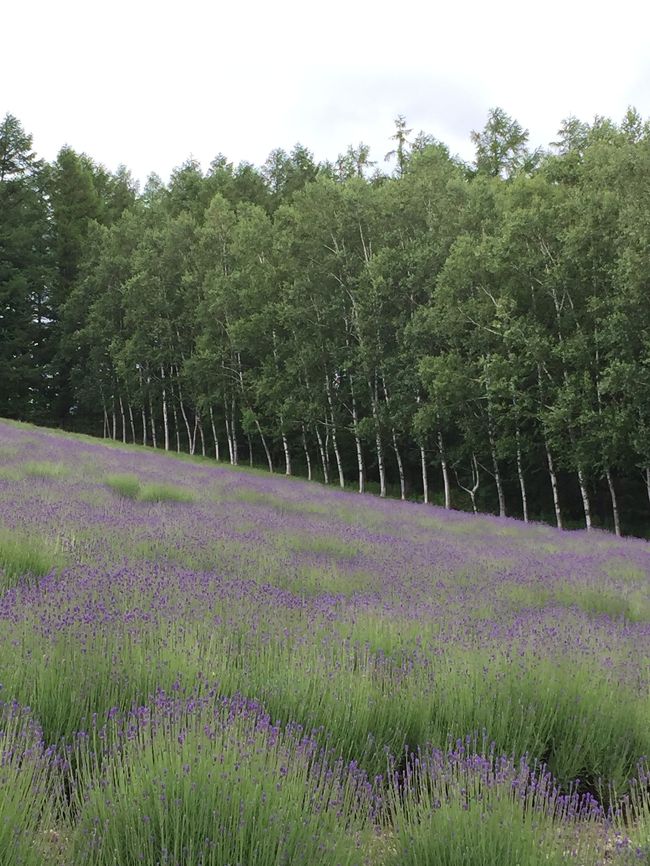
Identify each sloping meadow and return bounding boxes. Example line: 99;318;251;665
1;420;650;865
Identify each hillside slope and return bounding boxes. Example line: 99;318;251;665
1;419;650;864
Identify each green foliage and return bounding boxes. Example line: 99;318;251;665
0;114;54;421
471;106;537;178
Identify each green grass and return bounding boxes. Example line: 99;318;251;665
0;466;21;481
229;487;317;514
603;560;649;584
104;472;141;498
0;528;59;591
500;580;650;622
284;564;375;596
138;482;195;502
23;460;69;479
502;582;554;609
282;533;362;558
554;584;650;622
104;473;194;503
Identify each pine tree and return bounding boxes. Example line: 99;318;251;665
0;114;53;420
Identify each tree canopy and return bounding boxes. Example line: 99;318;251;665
2;108;650;535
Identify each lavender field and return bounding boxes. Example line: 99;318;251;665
1;420;650;865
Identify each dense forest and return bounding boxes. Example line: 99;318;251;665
2;108;650;534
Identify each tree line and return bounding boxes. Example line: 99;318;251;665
2;108;650;535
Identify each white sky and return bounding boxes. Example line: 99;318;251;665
3;0;650;185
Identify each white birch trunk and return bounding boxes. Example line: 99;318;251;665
197;415;206;457
324;428;331;478
392;429;406;500
111;399;117;441
301;424;312;481
420;445;429;505
208;407;219;460
489;436;506;518
325;375;344;488
247;434;254;466
191;412;199;457
605;468;621;537
483;362;504;516
545;439;562;529
515;427;528;523
381;376;405;500
577;467;593;531
509;385;527;521
224;412;234;465
456;455;480;514
230;397;238;465
141;406;147;447
280;417;291;476
438;429;451;510
368;374;385;497
148;393;157;449
375;430;386;497
102;403;109;439
127;402;136;444
485;396;505;517
330;411;345;488
119;395;126;444
254;417;273;473
646;467;650;510
160;366;169;452
537;364;562;530
316;426;329;485
137;369;147;445
178;391;194;455
349;373;365;493
595;366;620;537
170;394;181;453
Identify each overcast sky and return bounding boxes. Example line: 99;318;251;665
3;0;650;185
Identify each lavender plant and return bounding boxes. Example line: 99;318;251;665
0;702;57;866
385;741;611;866
70;696;373;866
